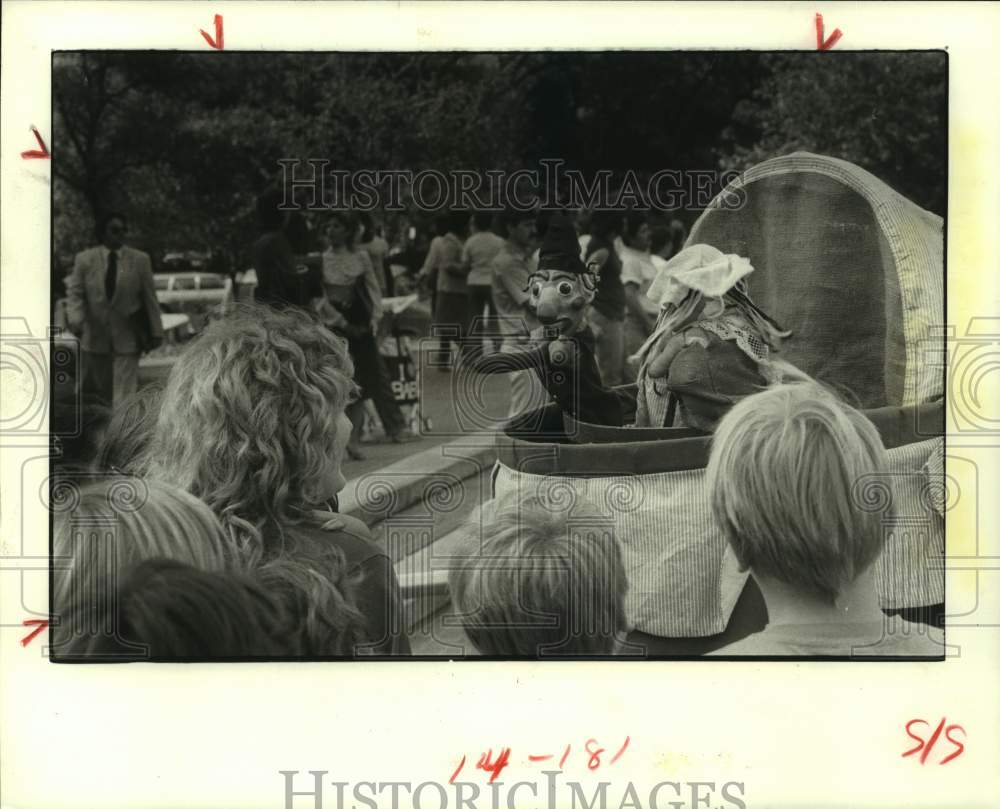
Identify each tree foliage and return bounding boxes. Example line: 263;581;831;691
53;51;946;268
718;53;947;214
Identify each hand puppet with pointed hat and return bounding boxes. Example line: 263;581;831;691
464;213;623;427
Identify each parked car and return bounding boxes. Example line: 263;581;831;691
160;250;213;274
154;271;233;305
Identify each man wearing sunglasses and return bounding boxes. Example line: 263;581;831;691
66;212;164;408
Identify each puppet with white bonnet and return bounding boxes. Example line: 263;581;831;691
631;243;792;431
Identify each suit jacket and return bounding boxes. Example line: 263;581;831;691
65;245;164;354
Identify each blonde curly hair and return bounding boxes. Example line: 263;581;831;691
146;303;355;556
144;304;365;653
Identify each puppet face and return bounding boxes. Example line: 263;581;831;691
527;269;597;335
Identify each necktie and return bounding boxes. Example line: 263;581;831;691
105;251;118;301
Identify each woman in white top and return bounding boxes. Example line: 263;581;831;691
317;211;411;456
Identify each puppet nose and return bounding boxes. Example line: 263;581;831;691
535;290;560;324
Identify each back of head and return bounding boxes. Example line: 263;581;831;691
60;559;296;659
142;305;367;655
51;476;237;650
52;395;112;473
449;496;627;656
96;385;162;475
705;381;889;604
145;303;354;553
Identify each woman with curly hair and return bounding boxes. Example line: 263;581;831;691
144;304;409;655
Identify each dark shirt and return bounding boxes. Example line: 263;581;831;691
253;231;321;308
297;515;410;656
465;326;623;426
587;234;625;322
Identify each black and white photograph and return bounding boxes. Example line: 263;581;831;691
48;47;947;661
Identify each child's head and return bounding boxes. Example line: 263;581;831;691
51;394;112;472
52;476;239;648
449;496;628;656
705;381;889;604
60;558;298;659
52;475;364;657
95;385;162;475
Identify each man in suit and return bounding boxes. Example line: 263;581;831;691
66;212;164;407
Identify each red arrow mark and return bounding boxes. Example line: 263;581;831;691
21;619;49;647
200;14;224;50
21;126;50;160
815;13;843;50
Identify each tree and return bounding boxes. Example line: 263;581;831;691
717;53;947;215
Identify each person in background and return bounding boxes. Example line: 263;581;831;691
357;211;393;296
462;211;505;354
584;210;627;386
317;210;412;456
706;381;945;657
65;212;164;407
668;218;688;259
576;206;593;258
392;227;431;297
145;305;410;655
51;251;73;326
619;210;658;369
252;187;322;310
650;225;672;272
627;223;672;362
448;495;629;657
418;210;470;370
490;209;548;418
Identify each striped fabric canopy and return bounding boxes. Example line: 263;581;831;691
495;399;944;638
688;152;944;408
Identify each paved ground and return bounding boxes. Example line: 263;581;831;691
342;341;513;480
139;339;514;480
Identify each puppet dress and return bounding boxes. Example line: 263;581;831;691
632;245;790;432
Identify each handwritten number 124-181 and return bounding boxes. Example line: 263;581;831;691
903;718;965;765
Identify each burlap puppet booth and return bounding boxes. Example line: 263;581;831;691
493;153;945;639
